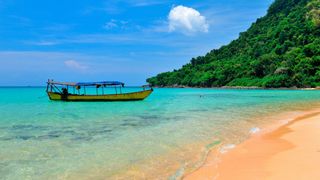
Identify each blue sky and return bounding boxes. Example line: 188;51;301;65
0;0;273;86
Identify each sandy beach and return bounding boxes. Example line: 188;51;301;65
184;110;320;180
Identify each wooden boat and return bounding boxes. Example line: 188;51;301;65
46;79;153;101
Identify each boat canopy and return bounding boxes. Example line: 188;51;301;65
48;80;124;87
76;81;124;86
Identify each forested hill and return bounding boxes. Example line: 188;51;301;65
147;0;320;88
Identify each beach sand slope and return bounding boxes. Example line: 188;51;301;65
185;112;320;180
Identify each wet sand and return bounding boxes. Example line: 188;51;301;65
184;110;320;180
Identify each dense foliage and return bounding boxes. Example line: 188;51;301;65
147;0;320;88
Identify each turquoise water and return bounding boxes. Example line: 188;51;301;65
1;87;320;179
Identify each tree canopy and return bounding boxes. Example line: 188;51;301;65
147;0;320;88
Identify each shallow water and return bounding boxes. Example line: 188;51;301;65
0;87;320;179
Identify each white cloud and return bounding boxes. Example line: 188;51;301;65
129;0;165;7
104;19;129;30
29;41;59;46
168;5;209;35
104;19;118;30
64;60;88;71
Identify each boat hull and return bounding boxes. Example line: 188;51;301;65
47;89;153;101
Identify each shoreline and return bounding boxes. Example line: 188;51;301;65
184;109;320;179
95;105;320;180
152;86;320;90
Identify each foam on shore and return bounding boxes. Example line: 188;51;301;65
184;109;320;180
